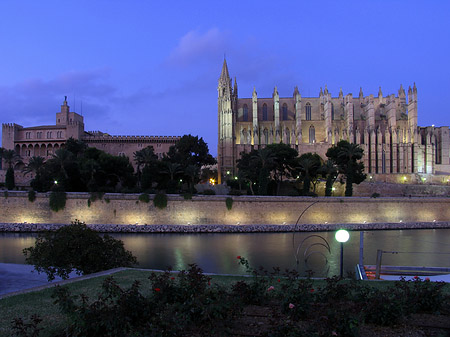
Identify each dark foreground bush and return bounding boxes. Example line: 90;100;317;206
23;220;137;281
12;257;450;337
51;264;236;337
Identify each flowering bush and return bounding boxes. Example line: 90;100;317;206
13;256;450;336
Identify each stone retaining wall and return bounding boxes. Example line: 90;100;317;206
1;192;450;230
1;221;450;233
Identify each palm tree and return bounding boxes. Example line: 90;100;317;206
319;160;338;196
252;148;275;195
2;149;21;190
184;165;199;193
336;142;365;196
2;149;21;169
134;146;157;172
162;162;182;182
23;156;45;177
134;146;158;187
51;148;74;182
297;155;321;194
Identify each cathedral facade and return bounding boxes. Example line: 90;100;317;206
1;97;179;184
217;60;450;184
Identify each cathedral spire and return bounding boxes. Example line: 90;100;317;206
233;77;238;96
219;58;231;86
378;87;383;98
359;87;364;99
339;87;343;99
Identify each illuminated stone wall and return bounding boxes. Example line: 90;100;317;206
0;192;449;226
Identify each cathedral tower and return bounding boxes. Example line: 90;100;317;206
217;59;236;184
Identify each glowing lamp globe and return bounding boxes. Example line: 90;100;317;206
335;229;350;243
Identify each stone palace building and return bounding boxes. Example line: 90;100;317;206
1;97;179;184
217;60;450;184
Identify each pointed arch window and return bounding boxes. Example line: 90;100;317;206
243;104;248;122
282;103;288;120
286;128;290;144
263;128;269;145
305;103;312;121
242;129;247;145
262;104;268;121
309;125;315;144
331;103;335;120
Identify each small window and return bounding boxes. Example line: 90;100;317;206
306;103;312;121
331;103;335;120
286;128;290;144
264;128;269;144
282;103;288;120
262;104;268;121
243;104;248;121
47;132;52;139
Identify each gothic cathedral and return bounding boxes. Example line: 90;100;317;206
217;59;450;184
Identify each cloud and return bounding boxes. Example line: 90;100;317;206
167;28;230;67
0;69;117;129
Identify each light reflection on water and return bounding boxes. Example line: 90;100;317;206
1;229;449;277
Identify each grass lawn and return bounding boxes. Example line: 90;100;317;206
1;269;449;337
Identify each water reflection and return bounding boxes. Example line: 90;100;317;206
1;229;449;277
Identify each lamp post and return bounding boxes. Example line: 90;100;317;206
335;229;350;278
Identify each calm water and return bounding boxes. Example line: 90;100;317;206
1;229;450;277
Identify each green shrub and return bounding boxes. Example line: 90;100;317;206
225;197;233;210
3;190;8;199
89;191;104;202
203;189;215;195
153;193;167;209
23;220;137;281
49;191;66;212
28;190;36;202
5;167;15;190
138;193;150;203
182;192;192;200
87;199;91;207
371;192;380;198
104;197;110;203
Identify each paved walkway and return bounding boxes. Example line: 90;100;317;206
0;263;125;299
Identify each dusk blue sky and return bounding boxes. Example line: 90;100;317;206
1;1;449;157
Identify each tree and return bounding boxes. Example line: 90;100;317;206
253;148;274;195
296;153;322;195
167;134;216;168
236;150;261;195
23;220;137;281
319;160;338;196
2;149;21;190
134;146;158;188
326;140;366;196
265;143;298;195
23;156;46;191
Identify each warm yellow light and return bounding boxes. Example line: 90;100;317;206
209;178;215;185
403;176;407;181
332;187;336;191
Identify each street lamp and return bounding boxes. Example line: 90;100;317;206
335;229;350;278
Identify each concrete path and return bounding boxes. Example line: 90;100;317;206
0;263;125;299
